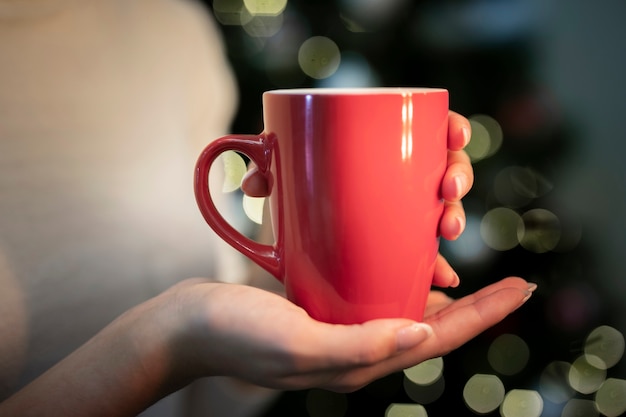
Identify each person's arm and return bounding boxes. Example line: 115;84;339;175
0;291;186;417
0;276;534;417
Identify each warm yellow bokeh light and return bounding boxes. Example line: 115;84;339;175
561;399;599;417
480;207;522;251
221;151;247;193
487;333;530;376
463;374;505;414
403;356;443;386
385;403;428;417
518;208;561;253
243;195;265;225
243;0;287;15
595;378;626;417
466;114;503;163
213;0;253;26
500;390;543;417
569;355;607;395
298;36;341;79
584;325;625;370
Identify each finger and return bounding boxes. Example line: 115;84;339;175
441;150;473;202
448;110;471;151
315;278;534;391
431;254;459;288
345;278;533;382
439;200;466;240
427;277;531;319
241;164;269;197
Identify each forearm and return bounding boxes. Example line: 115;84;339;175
0;295;185;417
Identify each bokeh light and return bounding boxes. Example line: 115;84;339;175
242;195;265;225
500;389;543;417
487;333;530;376
305;389;348;417
221;151;247;193
518;208;561;253
568;355;607;395
385;403;428;417
403;357;443;386
561;399;599;417
584;325;625;370
242;12;284;38
213;0;252;26
465;114;503;163
243;0;287;15
403;373;445;405
595;378;626;417
539;361;575;404
298;36;341;79
463;374;505;414
493;166;553;208
480;207;523;251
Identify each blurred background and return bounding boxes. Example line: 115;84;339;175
202;0;626;415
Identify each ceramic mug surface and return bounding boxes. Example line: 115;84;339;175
195;88;448;324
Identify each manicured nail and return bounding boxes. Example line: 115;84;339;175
461;126;470;147
397;323;433;351
454;174;467;198
527;282;538;293
450;272;460;288
454;215;465;237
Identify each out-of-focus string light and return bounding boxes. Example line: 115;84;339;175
568;355;607;395
213;0;251;25
404;357;443;386
403;373;445;405
242;13;284;38
584;325;625;370
243;0;287;15
595;378;626;417
213;0;287;36
518;208;561;253
493;166;553;208
466;114;503;163
487;333;530;376
402;357;445;404
500;389;543;417
298;36;341;79
480;207;522;251
385;403;428;417
463;374;505;414
561;399;599;417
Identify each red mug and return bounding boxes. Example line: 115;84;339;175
195;88;448;324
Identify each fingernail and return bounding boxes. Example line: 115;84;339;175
449;272;460;288
521;290;533;304
461;126;470;147
397;322;433;351
453;174;467;198
527;282;538;293
454;215;465;237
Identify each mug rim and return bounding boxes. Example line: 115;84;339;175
265;87;447;95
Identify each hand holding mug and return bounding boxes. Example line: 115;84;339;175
195;88;468;323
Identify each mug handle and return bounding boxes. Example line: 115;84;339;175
194;134;282;281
